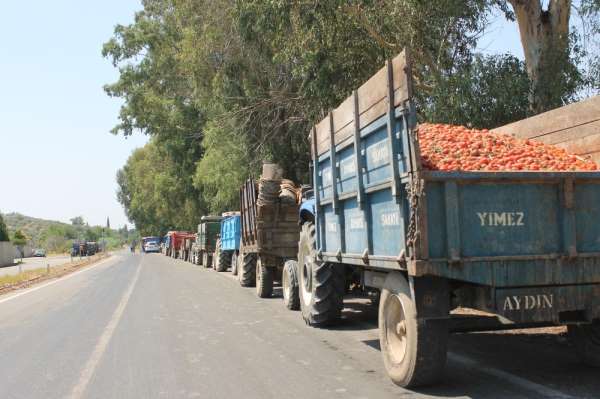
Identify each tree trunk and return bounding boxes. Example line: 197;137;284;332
509;0;571;113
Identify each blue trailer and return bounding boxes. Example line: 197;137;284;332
297;50;600;387
214;214;241;272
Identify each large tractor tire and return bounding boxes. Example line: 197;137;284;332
568;321;600;367
231;252;238;276
216;249;231;272
282;260;300;310
238;252;256;287
379;272;448;388
256;258;274;298
298;222;345;326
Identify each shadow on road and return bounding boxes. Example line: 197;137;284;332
327;297;600;398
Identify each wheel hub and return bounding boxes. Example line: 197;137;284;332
385;294;408;365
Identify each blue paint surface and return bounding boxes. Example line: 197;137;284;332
311;101;600;289
315;112;410;258
220;215;240;251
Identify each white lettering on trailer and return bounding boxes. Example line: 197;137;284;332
380;211;400;227
368;141;389;167
502;294;554;311
322;168;332;185
349;215;365;230
477;212;525;227
340;157;355;178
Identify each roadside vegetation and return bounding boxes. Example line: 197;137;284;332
104;0;600;235
0;213;9;242
2;213;134;254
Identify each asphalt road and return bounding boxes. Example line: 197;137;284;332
0;254;72;276
0;252;598;399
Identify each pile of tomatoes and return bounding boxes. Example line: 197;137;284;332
417;123;598;172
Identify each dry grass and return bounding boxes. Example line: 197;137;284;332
0;253;109;294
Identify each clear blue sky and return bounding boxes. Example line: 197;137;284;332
0;2;523;229
0;1;146;229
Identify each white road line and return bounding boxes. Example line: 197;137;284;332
68;257;143;399
448;353;576;399
0;256;118;305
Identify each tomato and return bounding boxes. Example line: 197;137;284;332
417;123;598;172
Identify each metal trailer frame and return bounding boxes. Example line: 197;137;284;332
302;49;600;387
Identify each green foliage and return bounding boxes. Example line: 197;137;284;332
117;139;205;236
422;54;530;128
0;213;9;242
11;230;27;247
105;0;598;234
70;216;85;226
3;212;129;254
193;118;256;213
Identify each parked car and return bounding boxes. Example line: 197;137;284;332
144;241;160;253
32;248;46;257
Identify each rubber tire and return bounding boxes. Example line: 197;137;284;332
379;272;448;388
231;252;238;276
282;260;300;310
217;250;231;272
568;321;600;367
239;252;256;287
256;258;274;298
298;222;345;326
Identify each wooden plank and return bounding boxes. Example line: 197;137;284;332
553;132;600;156
332;95;354;136
534;120;600;146
493;95;600;140
315;50;412;156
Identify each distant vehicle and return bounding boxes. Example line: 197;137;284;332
141;236;161;252
144;241;160;253
191;216;223;266
86;242;98;256
32;248;46;257
71;241;87;257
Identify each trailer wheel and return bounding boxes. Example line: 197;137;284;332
202;251;210;268
216;247;230;272
231;252;238;276
298;222;345;326
379;272;448;388
256;258;274;298
568;321;600;367
239;252;256;287
282;260;300;310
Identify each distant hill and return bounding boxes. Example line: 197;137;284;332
1;213;133;253
2;213;70;246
